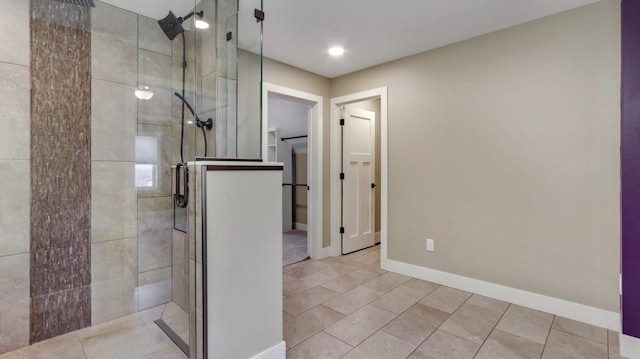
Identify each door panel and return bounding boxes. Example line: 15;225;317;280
342;107;376;254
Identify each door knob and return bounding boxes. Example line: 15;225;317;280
371;183;377;189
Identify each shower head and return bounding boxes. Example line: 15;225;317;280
158;10;207;41
158;11;184;41
51;0;95;7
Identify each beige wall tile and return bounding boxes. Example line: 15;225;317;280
91;80;136;162
0;160;29;256
92;238;137;285
0;63;30;161
138;15;171;56
91;1;137;86
91;278;137;326
138;267;172;311
0;0;29;66
91;162;137;243
138;196;172;272
0;254;29;354
138;50;172;126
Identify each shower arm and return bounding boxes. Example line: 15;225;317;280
174;92;213;130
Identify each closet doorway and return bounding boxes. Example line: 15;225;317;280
262;83;324;264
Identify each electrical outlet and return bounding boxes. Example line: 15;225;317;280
426;238;435;252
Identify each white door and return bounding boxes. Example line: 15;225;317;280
342;107;376;254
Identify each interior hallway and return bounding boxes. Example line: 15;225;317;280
0;244;627;359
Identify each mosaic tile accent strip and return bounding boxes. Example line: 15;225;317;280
30;0;92;343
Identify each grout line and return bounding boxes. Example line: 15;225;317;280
471;302;512;358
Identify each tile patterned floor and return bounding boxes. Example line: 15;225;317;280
284;245;628;359
0;304;187;359
0;244;630;359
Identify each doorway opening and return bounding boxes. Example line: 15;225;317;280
330;88;388;258
262;83;324;263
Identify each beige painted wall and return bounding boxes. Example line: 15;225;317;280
331;1;621;311
263;58;333;247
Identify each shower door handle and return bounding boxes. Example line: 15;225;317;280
175;163;189;208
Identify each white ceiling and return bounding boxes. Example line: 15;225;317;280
102;0;598;78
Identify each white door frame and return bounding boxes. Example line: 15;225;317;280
262;82;323;260
330;87;388;259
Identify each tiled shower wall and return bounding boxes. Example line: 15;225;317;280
0;0;30;353
90;1;176;324
0;1;184;353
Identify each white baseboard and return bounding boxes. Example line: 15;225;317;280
621;334;640;359
381;258;620;331
249;341;286;359
294;223;308;231
375;232;381;244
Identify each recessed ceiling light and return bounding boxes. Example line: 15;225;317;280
328;46;344;56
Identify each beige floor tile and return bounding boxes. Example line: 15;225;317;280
351;251;380;265
466;294;509;314
284;305;344;347
284;271;336;294
608;330;628;359
362;272;411;293
0;332;86;359
439;303;502;344
382;303;449;346
323;286;385;315
81;321;182;359
283;273;297;283
342;331;415;359
320;261;363;277
284;311;293;321
551;316;607;344
284;260;331;278
418;286;471;314
475;329;544;359
284;286;340;316
325;305;397;346
403;278;439;294
286;332;352;359
371;285;429;314
496;305;553;345
408;330;480;359
541;329;608;359
320;271;376;294
363;261;387;276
